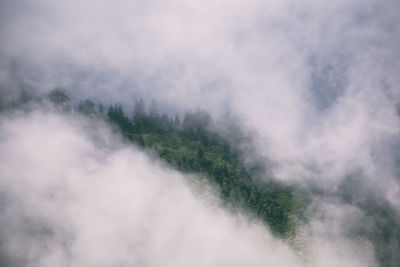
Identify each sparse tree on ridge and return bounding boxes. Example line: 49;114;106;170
132;98;146;132
48;89;69;105
98;103;104;114
78;99;96;115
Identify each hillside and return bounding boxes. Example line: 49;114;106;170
47;90;400;266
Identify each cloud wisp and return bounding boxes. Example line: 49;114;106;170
0;0;399;198
0;110;377;267
0;0;400;266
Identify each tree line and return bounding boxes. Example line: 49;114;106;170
47;89;306;238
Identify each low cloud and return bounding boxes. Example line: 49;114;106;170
0;0;399;265
0;1;399;197
0;110;376;267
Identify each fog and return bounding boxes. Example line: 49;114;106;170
0;110;375;266
0;0;399;266
1;0;399;197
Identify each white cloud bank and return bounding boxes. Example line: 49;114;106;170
0;110;375;267
0;0;399;265
0;0;399;202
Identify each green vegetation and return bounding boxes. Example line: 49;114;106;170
45;89;400;266
104;98;307;238
364;201;400;267
338;177;400;267
55;90;307;238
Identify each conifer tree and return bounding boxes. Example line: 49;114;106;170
132;98;146;132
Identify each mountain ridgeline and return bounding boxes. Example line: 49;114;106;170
45;89;400;267
48;89;307;239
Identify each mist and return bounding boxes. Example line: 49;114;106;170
1;0;399;191
0;110;376;266
0;0;400;266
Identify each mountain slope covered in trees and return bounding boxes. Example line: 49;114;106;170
105;99;307;238
45;89;307;238
26;89;400;266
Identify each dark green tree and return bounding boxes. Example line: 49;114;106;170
48;89;69;105
98;103;104;114
132;98;146;132
78;99;96;115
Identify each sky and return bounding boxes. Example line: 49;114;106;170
0;0;400;266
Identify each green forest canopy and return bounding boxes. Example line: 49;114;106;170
46;89;400;267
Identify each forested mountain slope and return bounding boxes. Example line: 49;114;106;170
75;92;308;239
42;89;400;266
